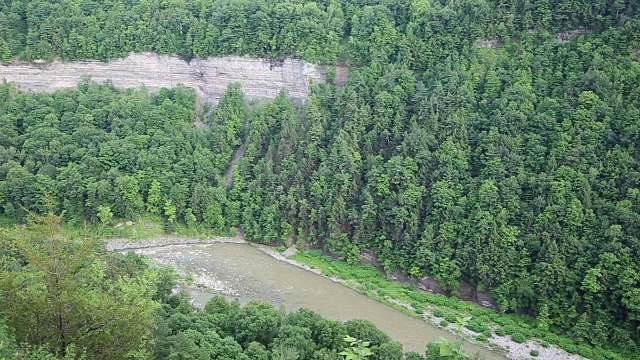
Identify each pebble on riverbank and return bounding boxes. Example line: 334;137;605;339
105;236;246;251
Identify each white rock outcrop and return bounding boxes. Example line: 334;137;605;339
0;52;326;104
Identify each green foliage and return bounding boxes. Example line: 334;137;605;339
1;0;346;64
404;352;425;360
444;313;459;324
0;37;11;64
146;180;163;214
427;316;476;359
0;322;14;359
97;204;113;226
152;295;417;360
530;349;539;357
375;341;402;360
2;1;640;359
245;342;270;360
511;333;527;344
338;335;373;359
429;337;469;360
465;319;490;334
0;212;162;359
344;320;390;348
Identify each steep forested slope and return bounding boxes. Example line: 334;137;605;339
2;0;640;358
234;36;640;355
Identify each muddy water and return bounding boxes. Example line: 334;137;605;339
134;243;503;359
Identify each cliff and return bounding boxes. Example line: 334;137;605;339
0;52;326;104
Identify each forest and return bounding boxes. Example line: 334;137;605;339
1;0;640;359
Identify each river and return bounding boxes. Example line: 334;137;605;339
132;242;504;359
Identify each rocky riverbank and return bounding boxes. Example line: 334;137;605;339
106;236;245;251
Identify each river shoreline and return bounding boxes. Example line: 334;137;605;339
105;236;246;251
106;237;583;360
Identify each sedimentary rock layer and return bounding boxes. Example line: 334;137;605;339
0;52;326;103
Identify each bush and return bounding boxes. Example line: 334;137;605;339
563;344;578;354
476;334;488;342
540;341;549;348
275;245;286;252
511;332;527;343
482;329;492;338
495;328;507;336
502;325;515;335
577;345;595;358
444;313;458;323
439;320;449;327
470;308;493;317
530;349;539;357
494;317;513;326
433;309;445;318
466;319;490;333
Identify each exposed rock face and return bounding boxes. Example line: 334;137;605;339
554;29;591;44
0;52;326;104
417;276;449;296
360;248;384;271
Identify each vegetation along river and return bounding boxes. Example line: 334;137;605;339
132;242;504;359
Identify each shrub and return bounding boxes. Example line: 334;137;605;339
511;332;527;343
519;328;534;339
470;308;493;317
476;334;488;342
577;345;595;358
440;320;449;327
555;338;574;350
466;319;490;333
495;328;507;336
502;325;515;335
540;341;549;348
444;313;458;323
495;317;513;326
482;329;492;338
433;309;445;318
564;344;578;354
530;349;539;357
275;245;286;252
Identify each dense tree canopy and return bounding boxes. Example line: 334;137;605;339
0;212;173;359
0;82;241;231
154;294;415;360
230;33;640;354
2;0;640;358
0;0;638;66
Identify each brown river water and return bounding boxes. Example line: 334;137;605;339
133;243;504;359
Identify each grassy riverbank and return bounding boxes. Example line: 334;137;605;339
289;251;631;360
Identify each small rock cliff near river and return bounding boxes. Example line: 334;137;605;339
0;52;326;104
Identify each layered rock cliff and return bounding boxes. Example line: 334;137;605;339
0;52;326;104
